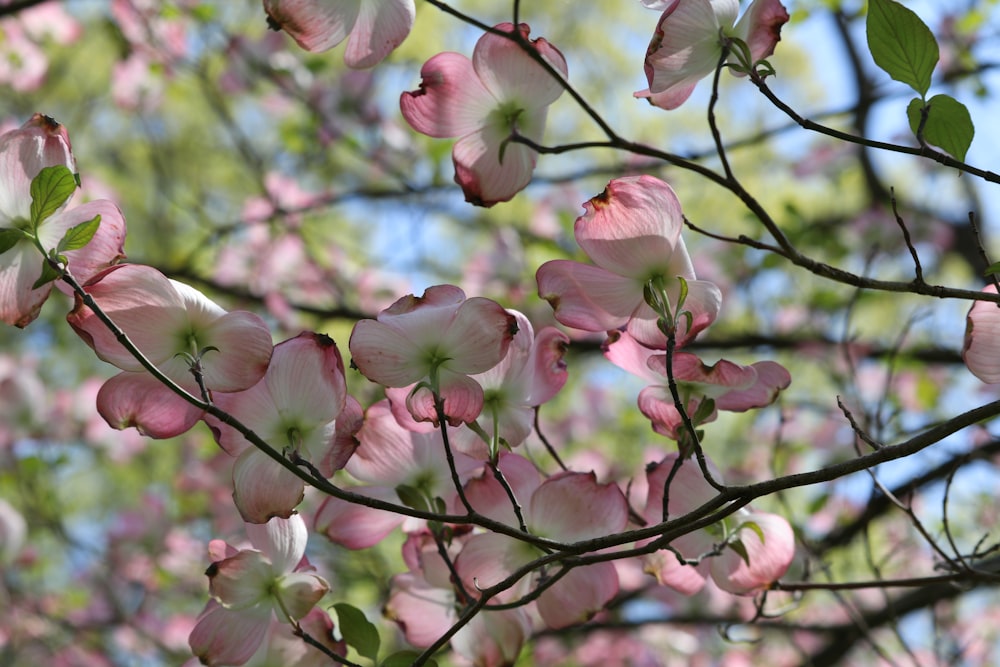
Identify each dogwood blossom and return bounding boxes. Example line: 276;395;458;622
0;114;126;327
400;23;567;206
67;264;273;438
636;0;790;109
189;515;330;665
349;284;517;425
204;332;353;523
456;453;628;628
642;454;795;594
536;175;721;348
263;0;415;68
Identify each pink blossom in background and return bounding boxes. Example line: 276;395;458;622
263;0;415;68
636;0;789;109
400;23;568;206
537;175;722;349
0;114;127;327
205;332;353;523
67;264;273;438
349;284;517;425
0;498;26;565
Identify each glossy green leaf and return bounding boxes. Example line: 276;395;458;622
29;165;77;226
334;602;380;663
31;259;62;290
866;0;938;96
57;214;102;253
906;94;975;161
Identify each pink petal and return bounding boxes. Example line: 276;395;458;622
603;330;661;382
41;200;127;286
734;0;790;63
0;113;74;221
637;386;714;439
67;264;189;370
574;176;689;279
440;297;518;374
189;600;269;667
313;487;405;549
455;532;534;594
535;562;619;629
349;318;428;387
464;452;543;526
400;51;495;138
471;23;568;109
198;310;273;392
451;609;531;667
208;550;275;609
641;548;707;594
232;447;305;523
346;400;423;483
344;0;415;68
642;0;737;108
384;573;457;648
263;0;358;53
246;513;308;574
710;510;795;594
274;571;329;619
97;371;204;438
405;371;485;425
714;360;791;411
536;260;643;333
0;243;54;327
528;471;628;543
963;285;1000;383
452;127;539;207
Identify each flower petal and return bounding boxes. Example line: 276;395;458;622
189;600;269;667
400;51;495;138
536;260;643;333
246;513;308;574
263;0;359;53
232;447;305;523
345;0;415;68
536;562;619;629
528;471;628;543
472;23;568;108
97;371;204;438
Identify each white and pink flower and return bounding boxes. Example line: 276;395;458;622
67;264;273;438
636;0;790;109
536;175;722;349
400;23;567;207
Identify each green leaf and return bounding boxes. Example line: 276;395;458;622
57;214;102;253
31;259;62;290
0;228;27;255
740;520;765;544
866;0;938;96
334;603;380;663
29;165;77;226
395;484;429;512
728;539;751;566
382;651;438;667
906;94;975;161
984;261;1000;278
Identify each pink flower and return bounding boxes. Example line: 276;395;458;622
0;114;127;327
349;284;518;425
604;330;790;438
313;399;480;548
642;454;795;595
536;175;722;348
963;284;1000;383
470;310;569;449
636;0;790;109
263;0;415;68
400;23;567;207
66;264;273;438
189;515;330;665
205;332;354;523
456;453;628;629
